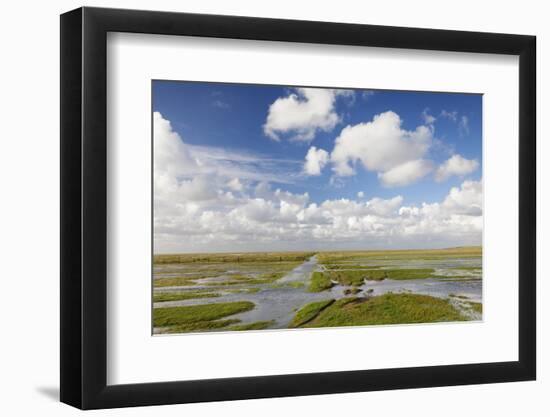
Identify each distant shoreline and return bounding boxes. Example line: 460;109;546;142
154;246;482;257
153;246;482;264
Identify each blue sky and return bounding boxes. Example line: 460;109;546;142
152;80;482;253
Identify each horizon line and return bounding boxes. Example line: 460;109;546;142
153;245;482;257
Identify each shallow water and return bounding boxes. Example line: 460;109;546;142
154;255;482;330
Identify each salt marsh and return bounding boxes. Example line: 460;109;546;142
153;247;482;334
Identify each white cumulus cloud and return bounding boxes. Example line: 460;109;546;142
442;179;482;215
263;88;350;141
330;111;433;183
396;179;482;242
435;154;479;182
154;111;196;178
303;146;329;175
378;159;434;187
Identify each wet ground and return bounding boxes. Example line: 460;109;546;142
153;254;482;332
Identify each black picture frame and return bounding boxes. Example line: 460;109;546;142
60;6;536;410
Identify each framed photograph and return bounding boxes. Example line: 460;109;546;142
60;6;536;409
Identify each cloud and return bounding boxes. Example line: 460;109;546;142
154;113;482;253
435;154;479;182
177;176;219;201
154;112;304;249
378;159;434;187
227;178;244;191
330;111;433;183
154;112;300;185
263;88;351;141
422;108;437;125
396;179;482;240
440;110;458;122
153;111;196;178
366;196;404;216
459;115;470;136
441;179;482;215
212;99;229;109
254;181;309;206
156;174;482;253
362;90;375;100
303;146;329;175
428;109;471;137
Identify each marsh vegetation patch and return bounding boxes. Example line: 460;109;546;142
293;293;467;328
153;291;221;302
153;301;255;333
153;248;482;334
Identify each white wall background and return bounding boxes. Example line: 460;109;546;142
0;0;545;415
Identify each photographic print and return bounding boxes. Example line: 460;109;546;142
152;81;482;335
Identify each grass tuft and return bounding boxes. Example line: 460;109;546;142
344;287;362;295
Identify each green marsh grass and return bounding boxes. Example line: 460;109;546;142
154;252;315;264
314;268;436;286
153;291;221;302
466;301;482;314
158;319;240;333
294;293;466;328
317;246;481;263
290;299;334;327
154;277;198;287
308;271;334;292
153;301;254;328
229;321;275;331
